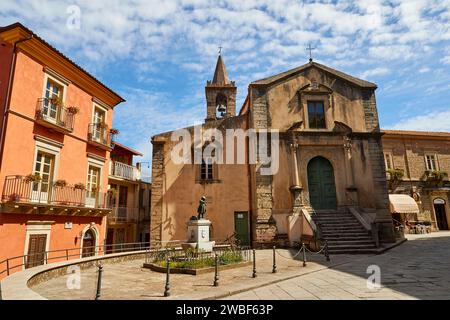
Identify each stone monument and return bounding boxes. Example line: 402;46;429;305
182;196;215;252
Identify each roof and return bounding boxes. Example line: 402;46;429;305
250;60;377;89
112;142;143;156
389;194;419;214
0;22;125;107
212;54;230;85
382;129;450;138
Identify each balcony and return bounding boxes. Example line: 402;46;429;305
87;123;115;150
1;176;113;214
109;161;141;181
35;98;75;133
108;206;138;223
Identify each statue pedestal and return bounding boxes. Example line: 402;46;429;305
182;219;215;252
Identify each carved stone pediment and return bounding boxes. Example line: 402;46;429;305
332;121;353;134
298;81;333;95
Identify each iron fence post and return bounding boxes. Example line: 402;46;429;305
325;240;330;262
213;254;219;287
66;249;69;261
252;249;257;278
272;245;277;273
302;243;307;267
0;279;2;300
164;257;171;297
95;264;103;300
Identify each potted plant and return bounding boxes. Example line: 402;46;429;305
54;179;67;187
67;106;79;114
7;193;21;202
387;168;404;192
423;170;449;187
74;183;86;190
24;173;41;183
49;96;63;107
109;128;119;135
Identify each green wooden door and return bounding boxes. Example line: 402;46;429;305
234;212;250;246
307;157;337;210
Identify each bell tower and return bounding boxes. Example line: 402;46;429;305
205;53;237;122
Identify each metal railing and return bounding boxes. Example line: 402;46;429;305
35;98;75;132
1;175;113;209
108;206;138;223
109;161;140;181
88;123;115;148
0;241;152;279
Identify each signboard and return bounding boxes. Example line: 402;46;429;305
64;222;73;229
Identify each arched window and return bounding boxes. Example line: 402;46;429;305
215;94;227;118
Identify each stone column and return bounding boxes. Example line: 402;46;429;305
343;136;357;206
289;141;302;211
288;140;303;246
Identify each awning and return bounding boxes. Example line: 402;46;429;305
389;194;419;214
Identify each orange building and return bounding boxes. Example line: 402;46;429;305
0;23;124;278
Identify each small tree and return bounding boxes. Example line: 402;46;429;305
387;168;404;192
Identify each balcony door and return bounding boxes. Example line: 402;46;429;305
86;165;101;207
32;151;55;203
93;107;106;143
43;78;63;122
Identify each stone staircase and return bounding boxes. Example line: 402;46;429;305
312;210;379;254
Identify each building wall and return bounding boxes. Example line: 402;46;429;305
0;48;114;273
0;213;105;278
151;116;250;244
0;50;112;190
382;134;450;230
250;66;395;244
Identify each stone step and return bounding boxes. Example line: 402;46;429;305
323;236;373;241
328;248;381;254
320;228;367;232
318;224;364;228
321;232;370;237
328;244;377;249
327;240;375;245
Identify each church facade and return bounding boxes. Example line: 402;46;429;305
150;55;397;251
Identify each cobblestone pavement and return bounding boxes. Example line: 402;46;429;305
224;232;450;300
31;232;450;300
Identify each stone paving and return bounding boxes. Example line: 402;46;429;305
31;232;450;300
224;232;450;300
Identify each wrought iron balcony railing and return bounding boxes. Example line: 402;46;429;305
108;206;138;223
109;161;141;181
1;175;113;209
87;123;115;149
35;98;75;132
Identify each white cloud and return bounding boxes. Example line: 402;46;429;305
360;67;390;79
389;111;450;132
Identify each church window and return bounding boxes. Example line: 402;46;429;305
307;101;326;129
425;154;438;171
200;158;214;180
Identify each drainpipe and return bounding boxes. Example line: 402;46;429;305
0;34;34;171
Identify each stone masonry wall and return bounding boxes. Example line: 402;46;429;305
250;86;277;246
362;89;395;242
150;141;164;244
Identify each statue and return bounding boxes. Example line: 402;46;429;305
197;196;206;219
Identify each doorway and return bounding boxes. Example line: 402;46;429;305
434;198;449;230
82;229;96;257
26;234;47;268
307;156;337;210
234;212;250;246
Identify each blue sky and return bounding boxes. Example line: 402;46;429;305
2;0;450;174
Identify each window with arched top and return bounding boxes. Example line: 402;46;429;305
215;94;227;118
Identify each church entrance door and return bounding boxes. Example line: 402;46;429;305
307;157;337;210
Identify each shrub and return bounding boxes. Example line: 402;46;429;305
24;173;41;183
